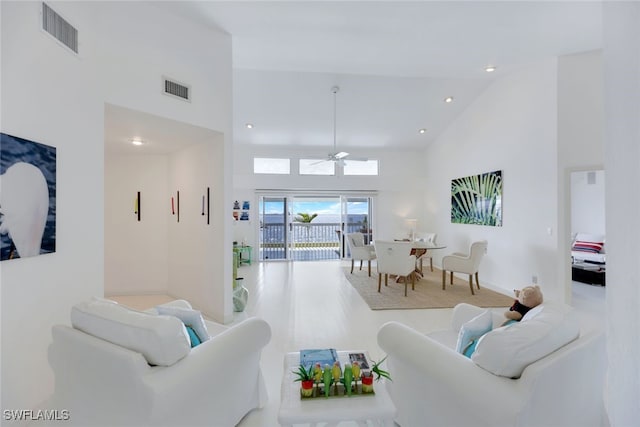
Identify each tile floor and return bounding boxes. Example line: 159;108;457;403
110;260;606;427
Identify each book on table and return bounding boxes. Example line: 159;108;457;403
299;348;338;370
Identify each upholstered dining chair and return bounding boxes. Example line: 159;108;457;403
441;240;488;295
373;240;417;297
345;232;377;276
414;232;438;272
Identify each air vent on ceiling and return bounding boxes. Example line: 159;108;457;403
42;2;78;54
163;77;191;102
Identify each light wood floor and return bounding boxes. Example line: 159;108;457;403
109;260;605;427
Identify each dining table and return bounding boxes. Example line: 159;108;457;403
392;239;447;279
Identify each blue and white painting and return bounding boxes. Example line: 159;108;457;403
0;133;56;260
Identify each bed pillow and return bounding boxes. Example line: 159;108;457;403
71;300;191;366
455;309;493;356
155;305;210;344
471;304;579;378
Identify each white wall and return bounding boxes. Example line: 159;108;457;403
570;170;605;237
423;59;561;299
105;154;169;295
602;2;640;425
233;144;426;249
1;1;104;413
0;1;232;414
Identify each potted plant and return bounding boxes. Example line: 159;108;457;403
293;364;315;397
371;355;392;382
361;356;392;393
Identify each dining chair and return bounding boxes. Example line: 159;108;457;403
414;232;438;272
373;240;417;297
345;232;377;276
441;240;488;295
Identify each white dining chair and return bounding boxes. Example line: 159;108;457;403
414;232;438;272
373;240;417;297
345;232;377;277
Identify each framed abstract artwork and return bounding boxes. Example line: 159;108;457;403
451;170;502;226
0;133;57;260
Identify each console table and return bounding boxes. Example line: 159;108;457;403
233;245;252;267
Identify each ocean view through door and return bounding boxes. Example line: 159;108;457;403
258;194;374;261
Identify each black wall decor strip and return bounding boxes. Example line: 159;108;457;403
177;190;180;223
137;191;141;222
207;187;210;225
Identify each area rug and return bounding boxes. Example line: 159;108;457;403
342;267;514;310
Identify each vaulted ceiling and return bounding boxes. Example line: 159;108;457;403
109;1;603;154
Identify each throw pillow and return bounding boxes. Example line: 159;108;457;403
156;305;210;344
471;304;580;378
71;300;191;366
455;309;493;356
184;325;202;347
572;241;604;253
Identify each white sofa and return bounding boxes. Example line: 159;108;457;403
47;299;271;427
377;303;606;427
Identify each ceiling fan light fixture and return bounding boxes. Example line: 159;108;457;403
444;96;454;103
419;128;426;134
485;65;497;72
335;151;349;159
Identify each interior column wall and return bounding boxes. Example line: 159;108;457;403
602;2;640;424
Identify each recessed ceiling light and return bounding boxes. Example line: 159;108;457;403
485;66;497;73
444;96;454;103
131;138;145;146
245;123;254;129
419;128;426;134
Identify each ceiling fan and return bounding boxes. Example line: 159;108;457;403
314;86;368;167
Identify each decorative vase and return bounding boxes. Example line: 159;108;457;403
300;380;314;397
233;285;249;312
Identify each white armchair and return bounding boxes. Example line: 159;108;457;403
47;299;271;426
378;303;606;427
373;240;417;296
442;240;487;295
346;232;376;276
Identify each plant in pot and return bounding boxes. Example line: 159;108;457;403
362;356;392;393
293;364;315;397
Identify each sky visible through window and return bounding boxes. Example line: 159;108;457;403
260;199;368;223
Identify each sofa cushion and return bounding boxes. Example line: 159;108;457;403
455;309;493;356
471;303;579;378
156;305;210;343
71;300;191;366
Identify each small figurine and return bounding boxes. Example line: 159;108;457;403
322;364;332;398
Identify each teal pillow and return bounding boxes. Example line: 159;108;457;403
185;325;202;347
463;338;480;358
455;310;493;354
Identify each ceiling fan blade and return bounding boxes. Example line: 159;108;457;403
310;159;329;165
334;151;349;159
344;155;368;162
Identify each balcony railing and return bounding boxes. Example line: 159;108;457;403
260;222;370;261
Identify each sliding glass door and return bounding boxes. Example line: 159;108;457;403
258;193;375;262
341;196;374;258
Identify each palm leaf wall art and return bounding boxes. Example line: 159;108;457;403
451;170;502;226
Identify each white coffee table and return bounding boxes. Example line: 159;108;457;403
278;351;397;426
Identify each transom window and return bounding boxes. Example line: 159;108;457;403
299;159;335;175
253;157;290;174
343;160;379;176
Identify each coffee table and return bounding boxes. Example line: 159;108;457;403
278;351;397;426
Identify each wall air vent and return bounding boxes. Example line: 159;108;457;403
163;77;191;102
42;2;78;54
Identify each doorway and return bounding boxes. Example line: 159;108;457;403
257;193;375;261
